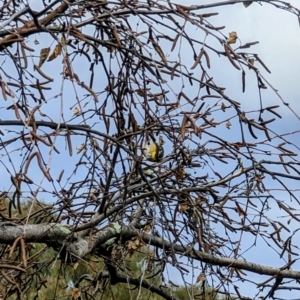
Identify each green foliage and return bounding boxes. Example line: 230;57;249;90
6;242;223;300
1;200;219;300
1;198;224;300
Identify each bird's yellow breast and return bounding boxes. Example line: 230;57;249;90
145;143;159;162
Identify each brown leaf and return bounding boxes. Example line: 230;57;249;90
129;111;138;132
48;44;62;62
34;65;54;81
226;121;231;129
92;138;100;150
236;202;247;216
71;288;81;300
176;167;185;180
107;44;116;52
181;115;188;138
112;27;122;48
76;144;86;154
89;188;100;199
224;44;240;70
171;33;180;52
73;107;80;115
38;47;50;68
136;89;148;97
128;236;141;251
248;58;255;65
153;42;168;65
1;80;7;100
179;203;188;212
228;31;238;44
196;273;205;283
127;236;144;257
64;67;71;78
203;50;211;69
191;49;204;70
61;35;67;47
144;224;152;233
221;102;226;112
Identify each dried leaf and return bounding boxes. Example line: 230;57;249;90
127;236;144;257
107;45;116;52
61;35;67;47
179;203;188;212
89;188;100;199
71;288;81;300
128;237;141;250
38;47;50;68
112;27;122;47
224;44;241;70
92;138;100;150
64;67;71;77
136;89;148;97
191;49;204;70
248;58;255;65
248;122;258;139
176;167;185;180
76;144;86;154
171;33;180;52
254;176;261;182
203;50;211;69
171;62;180;80
73;107;80;115
228;31;238;44
1;81;7;100
226;121;231;129
34;65;54;81
129;111;138;132
196;273;205;283
144;224;152;233
181;115;188;138
153;42;168;65
236;202;247;216
57;170;64;183
48;44;62;62
221;102;226;112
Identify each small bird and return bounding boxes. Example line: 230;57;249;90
145;136;165;162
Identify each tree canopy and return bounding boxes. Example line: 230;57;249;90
1;0;300;299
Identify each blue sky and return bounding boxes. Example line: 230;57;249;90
1;0;300;298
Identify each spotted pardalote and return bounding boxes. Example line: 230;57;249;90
145;136;165;162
